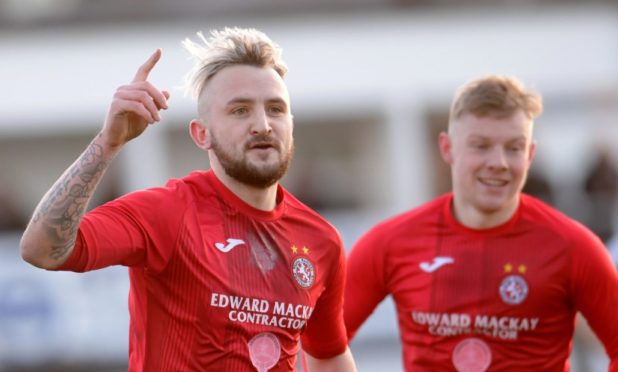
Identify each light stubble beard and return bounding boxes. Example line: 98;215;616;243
210;133;294;189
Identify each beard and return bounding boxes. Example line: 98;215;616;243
210;133;294;189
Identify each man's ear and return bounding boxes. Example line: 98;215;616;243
528;140;537;165
189;119;210;150
438;131;454;165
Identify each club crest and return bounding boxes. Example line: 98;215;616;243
452;337;492;372
292;257;315;288
248;332;281;371
499;274;529;305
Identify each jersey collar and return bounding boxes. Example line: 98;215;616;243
205;170;286;221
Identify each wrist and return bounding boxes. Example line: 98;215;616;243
95;131;124;158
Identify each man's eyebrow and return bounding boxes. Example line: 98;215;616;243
224;97;288;106
266;97;287;105
225;97;253;106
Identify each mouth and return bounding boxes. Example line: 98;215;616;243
247;141;279;152
478;178;508;187
251;143;274;149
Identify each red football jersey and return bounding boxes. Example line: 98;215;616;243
345;193;618;371
59;170;348;371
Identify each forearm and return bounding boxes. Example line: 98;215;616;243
20;50;168;269
20;133;120;269
305;347;357;372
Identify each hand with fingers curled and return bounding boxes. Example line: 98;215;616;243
101;48;171;149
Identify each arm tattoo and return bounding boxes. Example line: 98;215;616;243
32;135;110;260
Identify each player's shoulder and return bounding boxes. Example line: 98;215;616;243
520;194;598;242
163;170;217;199
110;171;197;204
171;170;212;190
282;189;341;239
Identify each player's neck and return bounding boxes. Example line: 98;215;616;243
212;167;278;211
451;197;519;229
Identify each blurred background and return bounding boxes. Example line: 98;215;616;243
1;0;618;371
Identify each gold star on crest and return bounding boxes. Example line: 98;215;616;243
291;245;298;254
504;263;513;273
302;246;309;254
518;264;527;274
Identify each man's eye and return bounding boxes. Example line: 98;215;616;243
232;107;248;115
269;106;284;114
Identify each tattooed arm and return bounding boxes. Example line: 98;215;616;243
20;49;170;269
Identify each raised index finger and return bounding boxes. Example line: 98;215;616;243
132;48;162;83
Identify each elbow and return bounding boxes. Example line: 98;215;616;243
20;234;56;270
20;237;43;268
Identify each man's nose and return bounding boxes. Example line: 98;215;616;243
250;108;272;135
487;147;508;170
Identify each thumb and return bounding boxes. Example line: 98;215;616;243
159;90;171;110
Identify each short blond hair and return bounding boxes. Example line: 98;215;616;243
182;27;288;98
449;75;543;128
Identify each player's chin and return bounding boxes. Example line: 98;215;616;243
249;160;284;177
476;195;516;214
248;151;281;165
247;156;282;171
247;147;278;158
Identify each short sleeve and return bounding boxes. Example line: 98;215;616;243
570;226;618;370
344;224;390;341
301;236;349;359
57;182;189;273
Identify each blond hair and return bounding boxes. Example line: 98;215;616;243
182;27;288;98
449;75;543;129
